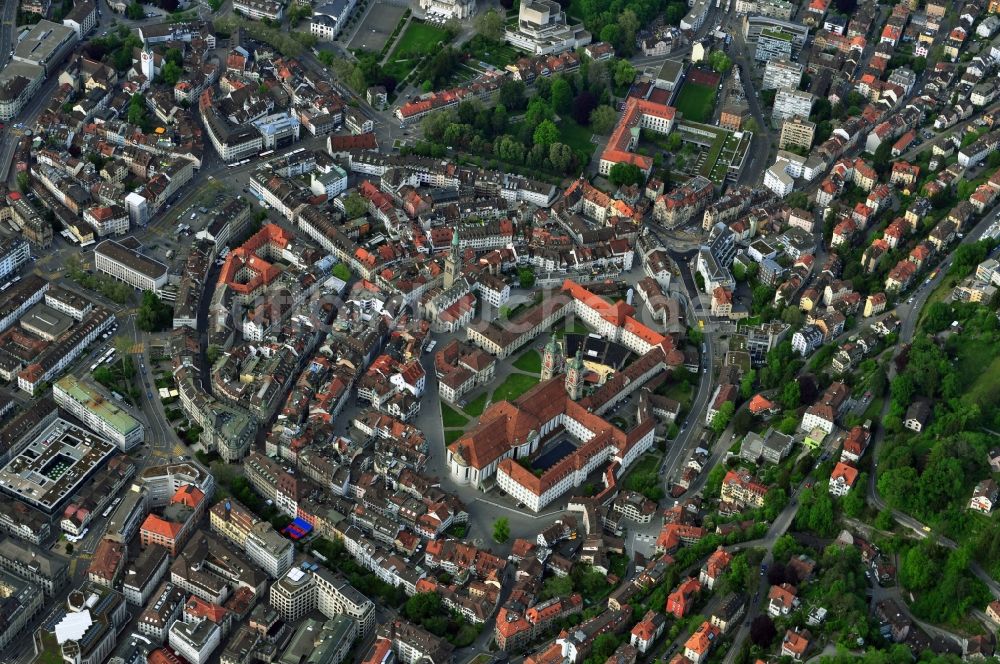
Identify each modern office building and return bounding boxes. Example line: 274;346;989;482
95;239;169;292
54;375;144;450
0;418;118;514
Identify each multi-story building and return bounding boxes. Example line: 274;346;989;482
95;239;169;292
762;58;803;90
420;0;476;18
139;581;187;642
53;375;144;450
269;565;376;636
779;116;816;150
139;462;216;507
169;618;222;664
755;27;794;61
0;274;48;334
378;620;454;664
245;522;294;578
122;544;171;606
139;484;206;556
505;0;591;55
773;88;815;123
201;105;264;162
310;0;357;40
233;0;284;20
62;0;97;39
0;569;43;652
83;205;130;236
283;616;359;664
45;286;93;321
87;537;127;588
0;236;30;281
269;567;316;623
53;582;127;664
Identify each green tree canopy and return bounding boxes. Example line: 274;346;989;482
589;105;617;134
493;517;510;543
609;163;644;187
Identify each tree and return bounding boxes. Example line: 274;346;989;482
710;401;735;434
128;93;147;129
533;120;559;149
16;172;29;194
763;487;788;521
740;369;757;399
618;9;640;53
342;193;368;219
590;105;617;134
160;60;182;86
405;592;443;622
842;474;866;517
898;545;934;591
751;284;775;315
549;143;575;173
126;2;144;19
493;517;510;543
137;291;172;332
206;345;222;364
551;78;573;115
749;615;776;647
780;380;801;410
609;163;644;187
498;80;526;111
518;267;536;289
613;59;637;89
709;50;733;73
872;139;893;174
113;335;133;384
474;8;505;41
921;301;952;333
332;263;352;282
599;24;621;47
733;407;754;436
571;90;597;125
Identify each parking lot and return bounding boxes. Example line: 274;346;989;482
346;2;407;53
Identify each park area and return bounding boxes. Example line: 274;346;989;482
382;21;452;82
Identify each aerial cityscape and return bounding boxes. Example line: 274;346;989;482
0;0;999;662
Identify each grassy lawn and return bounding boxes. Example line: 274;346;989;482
441;403;470;428
675;82;717;123
512;349;542;374
464;392;490;417
957;336;1000;409
655;378;694;415
461;34;519;67
554;319;589;338
493;373;540;402
444;429;465;444
383;21;451;82
558;118;595;154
